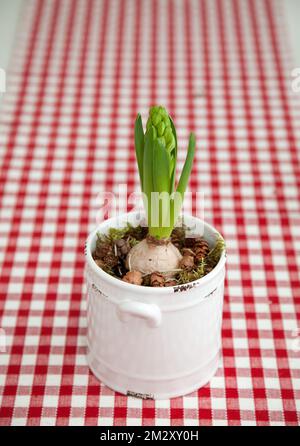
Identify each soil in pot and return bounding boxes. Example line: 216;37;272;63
92;223;225;287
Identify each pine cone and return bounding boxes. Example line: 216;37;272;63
150;272;165;287
181;248;195;257
194;238;209;261
115;239;131;257
122;270;143;285
184;237;196;248
179;255;194;271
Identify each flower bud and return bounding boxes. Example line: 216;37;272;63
146;105;176;152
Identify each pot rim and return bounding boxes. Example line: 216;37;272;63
85;212;226;295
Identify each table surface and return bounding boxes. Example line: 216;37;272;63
0;0;300;426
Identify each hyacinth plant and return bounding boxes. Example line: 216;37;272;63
134;106;195;239
126;106;196;275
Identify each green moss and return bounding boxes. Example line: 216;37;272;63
177;258;206;284
205;236;226;269
108;225;131;241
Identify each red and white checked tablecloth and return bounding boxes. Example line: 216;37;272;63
0;0;299;426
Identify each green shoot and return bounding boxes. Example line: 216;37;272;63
134;106;196;239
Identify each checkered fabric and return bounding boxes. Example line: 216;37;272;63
0;0;299;426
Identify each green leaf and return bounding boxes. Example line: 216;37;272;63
134;114;144;190
169;116;177;194
176;132;195;198
171;132;196;226
170;133;196;226
150;139;172;238
153;138;171;194
143;126;155;223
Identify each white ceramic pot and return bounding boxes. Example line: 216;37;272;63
85;212;226;399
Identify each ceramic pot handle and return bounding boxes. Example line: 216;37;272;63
117;301;162;328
